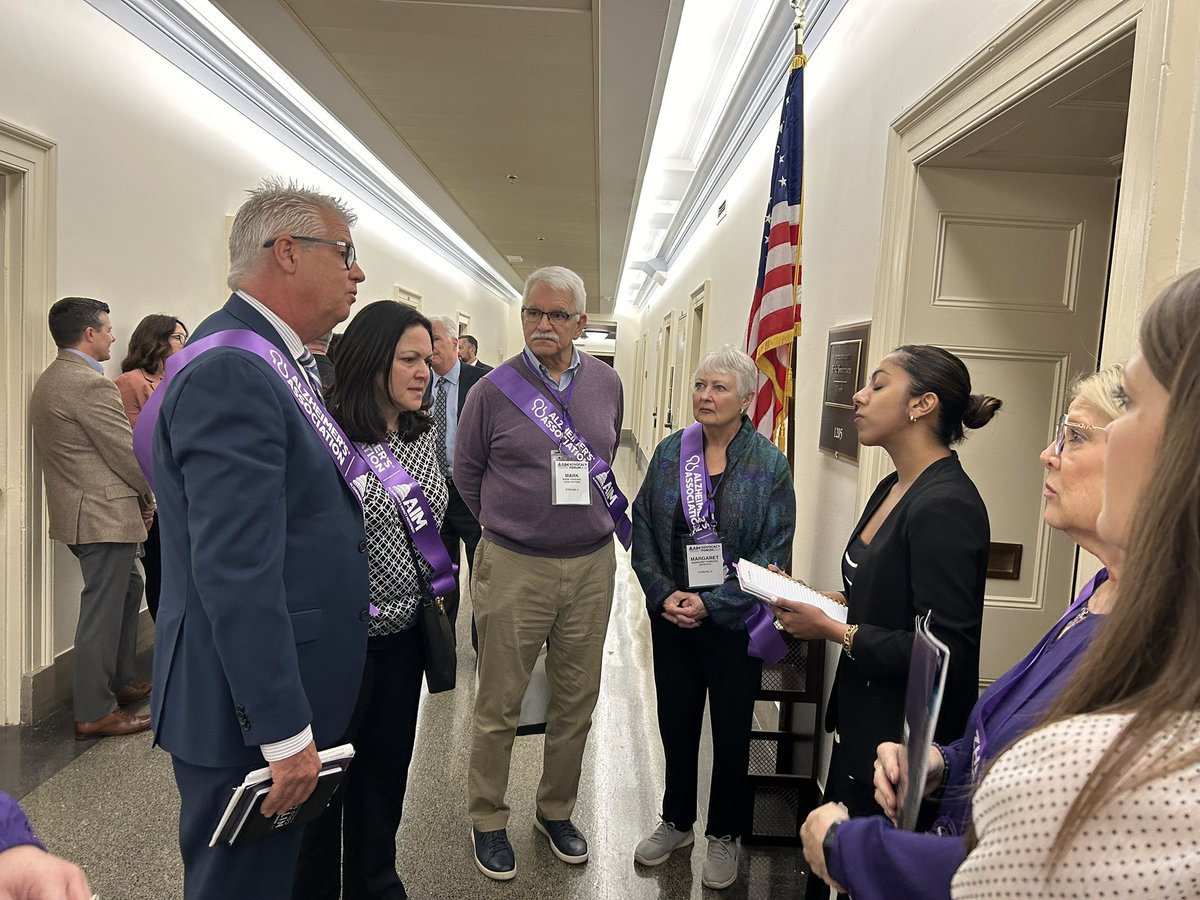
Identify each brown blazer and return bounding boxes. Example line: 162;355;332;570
31;350;153;544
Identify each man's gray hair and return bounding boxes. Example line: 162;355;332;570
428;315;457;338
227;178;358;290
522;266;587;316
694;345;759;400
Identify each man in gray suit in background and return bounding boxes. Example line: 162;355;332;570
30;297;156;739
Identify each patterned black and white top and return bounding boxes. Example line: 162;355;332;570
358;427;448;638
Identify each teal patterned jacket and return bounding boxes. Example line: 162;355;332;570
632;416;796;630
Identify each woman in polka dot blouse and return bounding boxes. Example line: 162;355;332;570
954;268;1200;898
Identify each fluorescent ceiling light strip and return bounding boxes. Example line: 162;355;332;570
174;0;505;280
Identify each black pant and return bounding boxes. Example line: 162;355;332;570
650;616;762;838
438;480;481;645
143;515;161;621
294;626;425;900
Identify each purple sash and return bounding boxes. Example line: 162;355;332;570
971;568;1108;772
679;423;787;665
132;329;457;600
488;362;633;549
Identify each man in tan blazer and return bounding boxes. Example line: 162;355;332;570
30;297;156;739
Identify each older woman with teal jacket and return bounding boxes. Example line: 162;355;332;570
631;346;795;892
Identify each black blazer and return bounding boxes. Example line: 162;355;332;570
824;452;989;813
425;360;487;414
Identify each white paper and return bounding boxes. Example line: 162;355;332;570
735;558;849;624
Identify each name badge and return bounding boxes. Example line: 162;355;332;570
685;540;725;588
551;451;591;505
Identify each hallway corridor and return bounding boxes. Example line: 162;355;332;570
4;446;808;898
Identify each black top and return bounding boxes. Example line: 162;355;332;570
825;452;990;816
841;534;866;593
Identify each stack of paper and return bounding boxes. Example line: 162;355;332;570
735;558;849;624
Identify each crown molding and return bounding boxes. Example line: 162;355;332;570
83;0;521;301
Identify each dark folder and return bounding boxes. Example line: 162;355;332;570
898;615;950;831
209;744;355;847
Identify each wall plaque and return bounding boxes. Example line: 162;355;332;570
819;322;871;461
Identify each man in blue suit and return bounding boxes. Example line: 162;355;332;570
151;179;370;899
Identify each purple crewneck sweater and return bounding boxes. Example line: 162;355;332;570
453;350;624;558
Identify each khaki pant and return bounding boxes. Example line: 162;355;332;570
467;537;616;830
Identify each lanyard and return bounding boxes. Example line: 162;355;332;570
133;329;458;600
972;568;1108;772
523;354;579;431
487;361;632;549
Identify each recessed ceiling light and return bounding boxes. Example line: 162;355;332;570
505;254;524;263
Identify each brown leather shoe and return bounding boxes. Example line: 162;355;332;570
114;682;151;705
74;709;151;740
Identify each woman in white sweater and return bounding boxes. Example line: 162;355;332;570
954;267;1200;898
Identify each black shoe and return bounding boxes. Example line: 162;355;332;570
473;827;516;881
534;814;589;864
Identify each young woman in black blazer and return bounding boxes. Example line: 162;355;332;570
775;345;1001;821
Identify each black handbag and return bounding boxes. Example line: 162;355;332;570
405;538;457;693
418;592;457;693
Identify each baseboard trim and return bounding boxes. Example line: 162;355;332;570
21;607;156;724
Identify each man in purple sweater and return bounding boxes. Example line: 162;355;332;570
455;266;627;882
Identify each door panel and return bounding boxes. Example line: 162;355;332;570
904;167;1116;682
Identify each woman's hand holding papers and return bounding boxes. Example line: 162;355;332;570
800;802;849;893
872;741;944;826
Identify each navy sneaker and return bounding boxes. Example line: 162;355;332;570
473;827;516;881
534;814;589;864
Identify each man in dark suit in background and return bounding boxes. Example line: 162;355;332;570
150;179;370;900
429;316;485;637
458;334;493;373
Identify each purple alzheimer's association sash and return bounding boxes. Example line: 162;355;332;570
679;423;787;665
488;362;633;550
132;330;457;600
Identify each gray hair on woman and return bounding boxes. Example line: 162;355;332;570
693;345;759;401
227;177;358;290
522;266;587;316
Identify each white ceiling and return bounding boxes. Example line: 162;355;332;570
212;0;683;313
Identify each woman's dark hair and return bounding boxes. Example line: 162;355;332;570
328;300;433;444
892;344;1002;445
120;314;186;374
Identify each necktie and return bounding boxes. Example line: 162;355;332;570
433;378;450;476
298;349;323;395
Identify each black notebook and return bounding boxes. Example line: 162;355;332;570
208;744;355;847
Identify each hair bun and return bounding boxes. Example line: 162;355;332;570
963;394;1002;430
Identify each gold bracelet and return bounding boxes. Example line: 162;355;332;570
842;624;859;659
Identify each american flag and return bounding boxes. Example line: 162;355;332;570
745;56;804;447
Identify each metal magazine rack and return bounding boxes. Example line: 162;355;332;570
742;635;825;846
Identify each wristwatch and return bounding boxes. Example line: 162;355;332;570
822;819;844;868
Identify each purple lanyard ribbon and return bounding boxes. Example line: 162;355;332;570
133;329;457;601
971;568;1108;773
678;423;787;666
488;362;633;550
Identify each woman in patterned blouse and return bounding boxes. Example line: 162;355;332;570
295;300;447;900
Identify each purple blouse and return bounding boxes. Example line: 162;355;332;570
827;570;1108;900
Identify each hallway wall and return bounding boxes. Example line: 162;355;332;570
1;0;513;673
635;0;1041;594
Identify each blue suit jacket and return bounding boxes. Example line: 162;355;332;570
151;294;369;769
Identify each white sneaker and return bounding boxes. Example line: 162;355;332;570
701;835;738;890
633;819;694;866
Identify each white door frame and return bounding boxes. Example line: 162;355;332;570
0;119;57;724
859;0;1194;509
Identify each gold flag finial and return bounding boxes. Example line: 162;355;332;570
791;0;808;68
